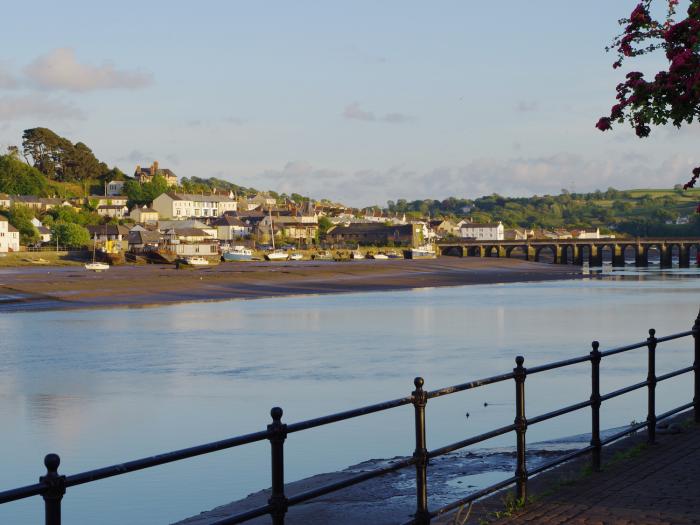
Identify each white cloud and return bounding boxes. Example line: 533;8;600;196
342;102;413;124
248;153;696;207
24;48;152;92
0;62;18;89
0;95;83;120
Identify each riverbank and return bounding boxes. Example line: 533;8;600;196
0;258;581;312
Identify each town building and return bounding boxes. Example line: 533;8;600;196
0;218;19;252
574;228;601;240
130;206;160;224
258;215;319;245
212;215;252;240
88;195;129;208
37;226;51;243
152;192;238;219
97;205;129;219
0;194;10;208
157;220;217;238
134;161;178;186
11;196;73;212
324;223;421;247
106;180;126;196
460;222;504;241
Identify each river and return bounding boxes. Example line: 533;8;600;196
0;267;698;524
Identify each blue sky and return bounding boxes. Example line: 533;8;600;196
1;1;697;206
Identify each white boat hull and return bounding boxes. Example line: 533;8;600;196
85;262;110;272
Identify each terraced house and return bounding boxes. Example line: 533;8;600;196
151;192;238;219
0;217;20;252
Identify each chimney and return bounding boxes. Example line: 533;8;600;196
153;160;159;173
136;164;141;173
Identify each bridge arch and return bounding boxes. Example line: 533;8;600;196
505;245;528;260
534;245;557;263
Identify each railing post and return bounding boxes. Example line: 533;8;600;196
647;329;657;444
513;356;528;502
589;341;602;472
412;377;430;525
40;454;65;525
267;407;288;525
694;309;700;423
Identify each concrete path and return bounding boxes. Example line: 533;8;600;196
482;420;700;525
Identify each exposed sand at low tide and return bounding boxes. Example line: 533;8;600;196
0;257;582;313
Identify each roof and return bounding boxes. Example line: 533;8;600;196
328;223;414;235
136;167;177;178
98;205;128;210
128;230;161;244
158;219;211;230
7;224;18;232
37;226;51;234
173;228;213;237
461;222;502;228
87;225;130;236
212;215;248;227
166;192;235;203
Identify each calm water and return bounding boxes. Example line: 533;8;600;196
0;268;698;524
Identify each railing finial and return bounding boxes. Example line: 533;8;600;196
649;328;656;338
414;377;424;390
515;355;525;368
270;406;283;422
591;340;600;352
44;454;60;475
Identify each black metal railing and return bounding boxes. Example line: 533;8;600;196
1;310;699;525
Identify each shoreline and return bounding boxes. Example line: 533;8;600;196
0;258;582;313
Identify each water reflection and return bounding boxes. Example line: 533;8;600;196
0;268;697;524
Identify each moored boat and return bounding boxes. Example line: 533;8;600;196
368;253;388;260
289;253;304;261
85;262;110;272
351;251;364;260
403;244;437;260
386;250;402;259
184;256;209;266
312;251;333;261
266;250;289;261
222;246;253;262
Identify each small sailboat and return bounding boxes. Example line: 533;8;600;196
351;246;364;260
265;208;289;261
289;253;304;261
403;244;437;260
369;252;389;260
85;234;110;272
184;256;209;266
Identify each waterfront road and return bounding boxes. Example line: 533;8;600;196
476;418;700;525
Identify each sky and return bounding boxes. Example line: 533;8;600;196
0;1;698;207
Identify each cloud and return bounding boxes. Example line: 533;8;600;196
223;116;246;125
0;95;84;120
24;48;152;92
515;100;538;112
117;149;152;163
247;153;695;207
342;102;413;124
0;62;18;89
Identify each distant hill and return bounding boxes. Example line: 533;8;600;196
387;188;700;237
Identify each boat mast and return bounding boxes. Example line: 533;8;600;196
269;207;275;250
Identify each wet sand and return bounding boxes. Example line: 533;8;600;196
0;258;582;313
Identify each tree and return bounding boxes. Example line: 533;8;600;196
51;222;90;248
0;154;50;196
6;205;38;245
597;1;700;195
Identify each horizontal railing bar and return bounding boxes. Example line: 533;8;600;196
425;475;519;521
0;483;46;505
428;423;516;459
528;400;592;426
600;420;648;446
528;445;594;477
656;402;694;423
427;372;514;399
599;340;648;357
655;330;696;343
600;379;649;402
208;503;272;525
657;366;694;383
287;456;417;506
527;355;591;375
286;396;412;433
66;430;270;487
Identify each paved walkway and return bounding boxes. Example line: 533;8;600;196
484;420;700;525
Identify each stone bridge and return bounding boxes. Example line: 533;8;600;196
436;238;700;267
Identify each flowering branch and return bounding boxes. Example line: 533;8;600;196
597;1;700;197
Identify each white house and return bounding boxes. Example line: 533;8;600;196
212;215;252;240
106;181;126;196
0;194;10;209
97;205;129;219
576;228;601;240
158;220;217;238
152;192;238;219
0;218;20;252
460;221;504;241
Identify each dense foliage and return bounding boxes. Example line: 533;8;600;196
0;152;50;196
21;128;111;182
3;206;39;245
386;188;700;237
597;1;700;192
51;222;90;248
124;175;169;207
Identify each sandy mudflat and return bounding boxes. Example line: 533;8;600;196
0;257;581;313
